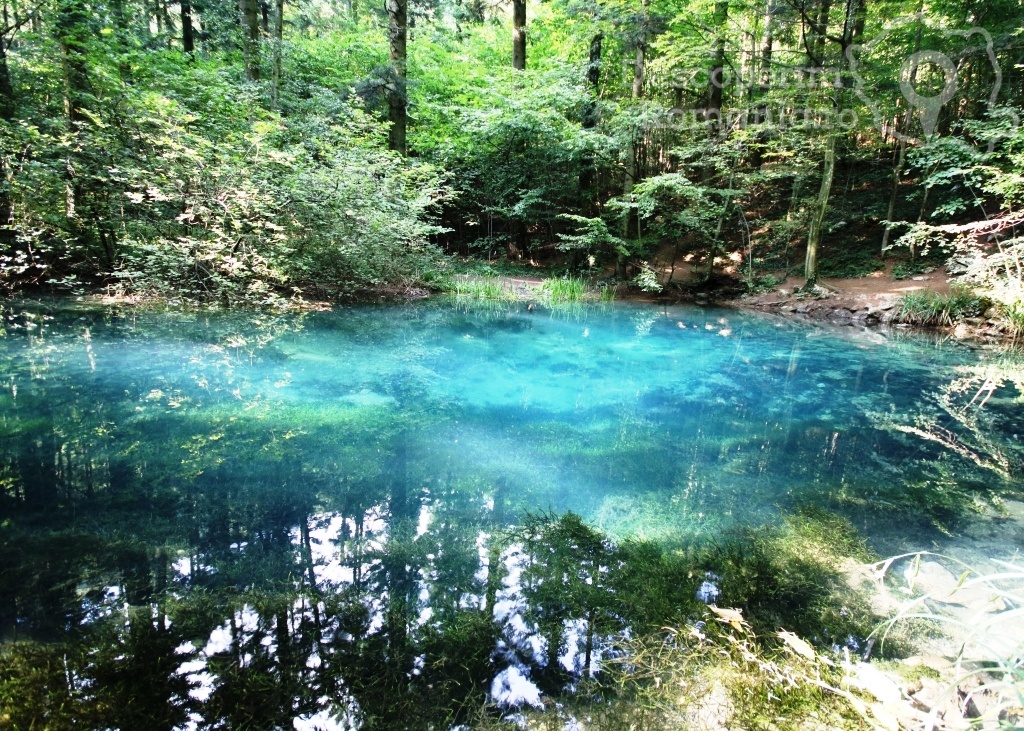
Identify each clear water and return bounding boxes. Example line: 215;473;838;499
1;299;1021;729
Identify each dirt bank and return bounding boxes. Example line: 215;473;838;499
735;270;948;323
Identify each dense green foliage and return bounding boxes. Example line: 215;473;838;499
1;0;1023;308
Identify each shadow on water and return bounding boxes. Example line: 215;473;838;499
0;299;1021;728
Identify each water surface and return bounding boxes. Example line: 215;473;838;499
1;300;1021;729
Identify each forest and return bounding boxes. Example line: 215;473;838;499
0;0;1022;322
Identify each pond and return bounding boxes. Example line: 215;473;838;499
1;299;1021;730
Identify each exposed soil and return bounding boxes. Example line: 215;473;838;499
738;270;950;322
663;263;1013;342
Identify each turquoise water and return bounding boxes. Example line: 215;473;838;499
1;300;1021;729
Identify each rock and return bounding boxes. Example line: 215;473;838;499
904;560;961;599
902;655;954;673
684;679;732;731
844;662;904;705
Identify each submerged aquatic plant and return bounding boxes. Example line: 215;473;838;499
489;606;885;731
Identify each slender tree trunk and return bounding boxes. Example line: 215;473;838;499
161;0;174;42
584;32;601;123
880;7;920;253
55;0;109;262
580;32;602;213
386;0;407;155
803;0;865;289
239;0;261;80
0;35;13;249
705;0;728;135
512;0;525;70
804;130;835;286
750;0;774;168
108;0;134;77
270;0;283;106
809;0;830;69
58;1;92;123
621;0;648;253
0;34;13;121
631;43;644;98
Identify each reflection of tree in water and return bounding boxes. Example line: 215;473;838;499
0;306;510;728
860;355;1024;532
3;303;1024;728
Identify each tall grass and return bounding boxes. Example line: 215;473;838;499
999;300;1024;341
445;274;516;300
895;285;989;326
539;276;588;302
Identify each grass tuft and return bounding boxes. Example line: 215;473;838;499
444;274;517;300
539;276;589;303
895;285;989;326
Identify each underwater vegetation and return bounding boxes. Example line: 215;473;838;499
0;300;1021;728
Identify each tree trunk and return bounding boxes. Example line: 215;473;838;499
631;43;644;98
880;4;918;255
161;0;174;42
386;0;407;155
56;0;92;125
580;32;602;211
56;0;91;231
705;0;727;135
0;35;12;249
749;0;774;168
239;0;261;81
0;33;13;121
622;0;648;248
512;0;525;70
804;130;835;287
181;0;195;55
586;32;602;102
270;0;283;106
803;0;865;288
808;0;830;69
